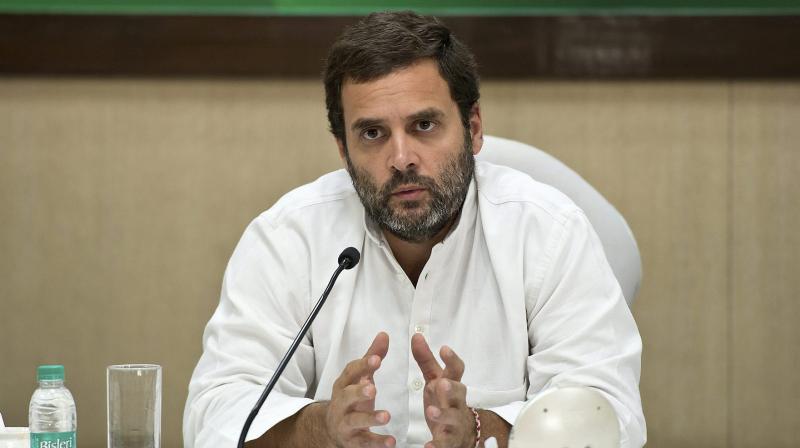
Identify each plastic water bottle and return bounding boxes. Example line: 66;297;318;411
28;365;77;448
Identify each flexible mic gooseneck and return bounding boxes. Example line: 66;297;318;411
236;247;361;448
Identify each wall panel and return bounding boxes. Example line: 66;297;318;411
0;78;341;447
731;83;800;448
481;82;731;447
1;77;797;447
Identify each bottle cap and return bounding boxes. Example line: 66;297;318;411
36;365;64;381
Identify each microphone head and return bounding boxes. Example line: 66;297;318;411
338;247;361;270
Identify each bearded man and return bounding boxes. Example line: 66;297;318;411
184;11;646;448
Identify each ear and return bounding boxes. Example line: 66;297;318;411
335;137;347;161
468;103;484;156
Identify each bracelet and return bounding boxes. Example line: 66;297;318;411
470;407;481;448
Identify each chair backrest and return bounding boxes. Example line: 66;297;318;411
476;136;641;307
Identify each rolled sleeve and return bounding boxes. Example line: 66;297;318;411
183;216;317;448
522;209;646;447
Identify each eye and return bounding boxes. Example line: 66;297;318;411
362;128;384;141
415;120;436;132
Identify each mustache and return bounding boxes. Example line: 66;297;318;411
380;169;438;197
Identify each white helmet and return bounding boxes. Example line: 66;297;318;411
509;386;620;448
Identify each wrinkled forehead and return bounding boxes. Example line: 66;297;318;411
340;59;457;125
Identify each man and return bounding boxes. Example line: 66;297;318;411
184;11;646;448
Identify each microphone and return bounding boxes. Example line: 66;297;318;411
338;246;360;269
236;247;361;448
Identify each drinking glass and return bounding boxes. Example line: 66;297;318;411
107;364;161;448
0;427;30;448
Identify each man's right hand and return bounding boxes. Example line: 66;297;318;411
324;331;395;448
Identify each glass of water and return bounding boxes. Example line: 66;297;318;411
107;364;161;448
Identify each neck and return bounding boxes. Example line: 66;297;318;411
383;214;458;286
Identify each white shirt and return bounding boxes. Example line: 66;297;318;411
183;161;646;448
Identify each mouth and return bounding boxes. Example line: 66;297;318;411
391;185;427;200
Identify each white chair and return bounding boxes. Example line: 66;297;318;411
477;136;641;306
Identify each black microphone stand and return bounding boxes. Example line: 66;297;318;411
236;248;360;448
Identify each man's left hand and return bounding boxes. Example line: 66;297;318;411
411;333;477;448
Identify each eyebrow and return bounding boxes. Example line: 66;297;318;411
407;107;445;123
350;107;446;133
351;117;384;133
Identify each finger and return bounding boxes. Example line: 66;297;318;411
364;332;390;360
440;378;467;408
342;409;391;430
334;356;381;390
340;381;379;410
351;432;396;448
362;332;390;382
431;378;466;409
426;405;465;428
426;405;443;422
423;381;438;405
440;345;465;382
411;333;442;382
435;379;452;409
424;441;447;448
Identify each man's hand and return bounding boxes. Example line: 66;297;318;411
411;333;476;448
325;332;396;448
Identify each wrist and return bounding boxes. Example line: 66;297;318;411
473;409;512;448
303;401;339;447
469;407;481;448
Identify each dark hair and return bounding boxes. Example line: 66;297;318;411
323;11;480;144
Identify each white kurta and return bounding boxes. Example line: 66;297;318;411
183;161;646;447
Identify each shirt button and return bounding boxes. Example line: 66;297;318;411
411;378;424;391
414;325;424;334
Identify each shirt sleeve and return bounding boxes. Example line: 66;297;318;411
183;217;317;448
487;208;646;448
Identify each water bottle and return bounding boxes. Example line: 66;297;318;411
28;365;77;448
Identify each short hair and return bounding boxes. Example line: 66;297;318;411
323;11;480;144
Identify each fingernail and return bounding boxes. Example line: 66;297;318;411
364;384;374;397
442;381;451;392
377;412;388;423
430;406;441;418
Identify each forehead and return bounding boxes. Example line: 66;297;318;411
340;59;456;124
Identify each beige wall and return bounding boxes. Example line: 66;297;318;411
0;78;797;447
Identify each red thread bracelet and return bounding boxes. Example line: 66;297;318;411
470;407;481;448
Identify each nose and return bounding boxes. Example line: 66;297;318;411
387;134;419;172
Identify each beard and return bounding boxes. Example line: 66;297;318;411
345;132;475;243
